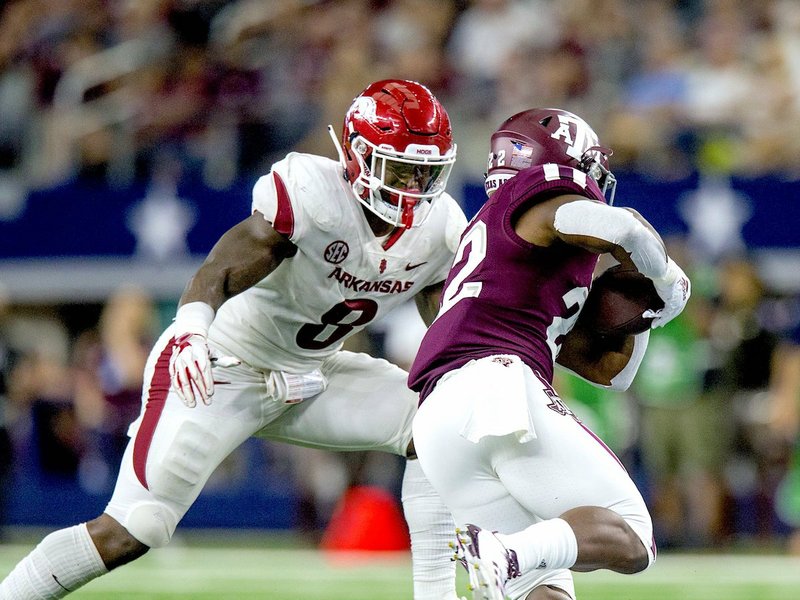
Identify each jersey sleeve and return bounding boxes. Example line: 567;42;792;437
251;155;311;244
252;167;297;242
512;164;607;206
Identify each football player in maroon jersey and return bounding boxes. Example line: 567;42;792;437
409;108;690;600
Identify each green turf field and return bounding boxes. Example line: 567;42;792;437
2;534;799;599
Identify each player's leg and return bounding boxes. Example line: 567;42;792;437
258;350;460;600
259;351;416;454
0;330;281;599
414;356;652;599
413;358;578;600
101;353;288;550
0;521;110;599
402;458;460;600
526;586;573;600
490;365;653;577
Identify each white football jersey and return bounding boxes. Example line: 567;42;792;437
209;152;467;372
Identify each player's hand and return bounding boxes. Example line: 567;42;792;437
169;334;241;407
170;333;213;407
646;257;691;328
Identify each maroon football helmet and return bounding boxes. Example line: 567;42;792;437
484;108;616;204
329;79;456;228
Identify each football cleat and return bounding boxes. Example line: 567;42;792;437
455;524;521;600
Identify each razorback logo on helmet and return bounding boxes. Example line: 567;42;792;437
349;97;378;124
330;79;456;229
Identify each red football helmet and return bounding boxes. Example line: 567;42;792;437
484;108;616;204
329;79;456;228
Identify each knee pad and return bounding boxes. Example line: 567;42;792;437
148;420;219;504
125;501;178;548
123;420;220;548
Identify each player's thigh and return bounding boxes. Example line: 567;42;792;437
496;369;652;543
257;351;416;455
412;372;535;533
414;381;577;600
106;338;280;546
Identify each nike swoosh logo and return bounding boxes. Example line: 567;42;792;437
405;261;427;270
53;574;71;592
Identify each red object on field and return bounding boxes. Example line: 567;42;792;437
320;485;410;553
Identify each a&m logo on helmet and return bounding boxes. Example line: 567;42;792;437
549;114;601;163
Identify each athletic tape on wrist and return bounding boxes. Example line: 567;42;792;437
174;301;215;337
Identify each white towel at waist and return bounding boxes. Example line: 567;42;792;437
452;354;537;444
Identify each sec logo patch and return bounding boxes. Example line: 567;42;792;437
324;241;349;264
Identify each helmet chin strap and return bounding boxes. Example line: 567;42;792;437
327;125;347;166
400;197;418;229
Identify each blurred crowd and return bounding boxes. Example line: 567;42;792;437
2;0;800;201
2;0;800;554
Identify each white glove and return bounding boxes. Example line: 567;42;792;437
170;333;213;407
169;302;240;408
644;257;691;329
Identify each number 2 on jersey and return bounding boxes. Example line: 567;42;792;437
545;286;588;359
437;221;487;319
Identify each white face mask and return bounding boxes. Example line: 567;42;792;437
329;126;456;228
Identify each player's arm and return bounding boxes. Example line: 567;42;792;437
556;322;649;391
415;281;444;327
180;210;296;309
516;194;690;329
171;211;297;407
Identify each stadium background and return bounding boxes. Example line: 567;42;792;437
2;0;800;597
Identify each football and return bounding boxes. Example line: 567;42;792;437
578;264;664;336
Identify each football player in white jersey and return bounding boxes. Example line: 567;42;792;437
1;80;467;600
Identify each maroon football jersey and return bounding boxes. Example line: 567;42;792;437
408;164;605;401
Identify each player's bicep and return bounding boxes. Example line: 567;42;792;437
554;199;668;277
182;212;296;308
415;281;444;327
516;194;612;252
549;197;629;256
223;211;296;286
